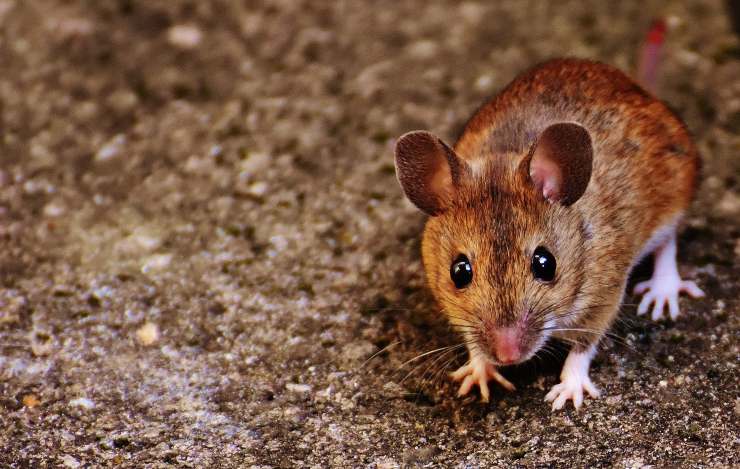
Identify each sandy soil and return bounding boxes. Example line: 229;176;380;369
0;0;738;467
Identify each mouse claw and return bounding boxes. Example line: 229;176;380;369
450;356;515;403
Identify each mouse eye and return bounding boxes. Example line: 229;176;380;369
531;246;556;282
450;254;473;289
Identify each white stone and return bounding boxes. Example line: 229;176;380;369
136;322;160;346
248;181;268;196
285;383;312;394
167;24;203;49
43;201;65;217
128;229;162;252
95;134;126;162
475;74;494;92
141;253;173;273
61;455;81;468
69;397;95;409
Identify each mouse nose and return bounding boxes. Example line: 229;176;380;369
492;328;521;364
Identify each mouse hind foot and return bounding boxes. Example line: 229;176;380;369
633;231;704;321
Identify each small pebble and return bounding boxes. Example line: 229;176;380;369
247;181;268;197
285;383;312;394
717;191;740;214
69;397;95;409
23;179;45;194
136;322;160;346
95;134;126;163
475;74;494;92
125;229;162;252
167;24;203;49
375;458;400;469
43;201;65;217
22;394;40;408
141;253;173;273
61;455;81;468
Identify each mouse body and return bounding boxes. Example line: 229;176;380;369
394;58;704;410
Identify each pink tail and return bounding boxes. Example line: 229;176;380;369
637;19;667;94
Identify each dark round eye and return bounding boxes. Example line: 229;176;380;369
531;246;556;282
450;254;473;289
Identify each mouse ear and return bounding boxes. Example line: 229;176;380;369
394;131;464;216
527;123;593;206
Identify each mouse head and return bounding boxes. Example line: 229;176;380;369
395;123;593;366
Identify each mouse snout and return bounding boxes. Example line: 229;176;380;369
491;327;522;365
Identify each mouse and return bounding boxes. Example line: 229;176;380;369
393;57;705;410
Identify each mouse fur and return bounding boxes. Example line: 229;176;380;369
394;58;704;409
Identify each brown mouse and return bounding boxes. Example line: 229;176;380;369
394;58;704;410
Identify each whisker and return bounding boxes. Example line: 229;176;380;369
359;340;403;369
415;345;467;391
428;349;469;390
398;344;465;369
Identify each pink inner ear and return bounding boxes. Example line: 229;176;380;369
429;164;453;204
527;122;593;206
529;157;562;202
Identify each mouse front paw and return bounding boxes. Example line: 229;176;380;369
450;355;515;403
544;374;600;411
633;277;704;321
545;345;600;411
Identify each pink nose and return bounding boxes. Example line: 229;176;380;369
493;328;521;364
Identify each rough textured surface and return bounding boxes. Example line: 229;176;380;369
0;1;738;467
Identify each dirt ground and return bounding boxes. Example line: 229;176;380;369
0;0;738;467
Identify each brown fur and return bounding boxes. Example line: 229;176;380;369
403;58;699;363
395;131;462;215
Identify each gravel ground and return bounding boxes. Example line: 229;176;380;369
0;0;738;467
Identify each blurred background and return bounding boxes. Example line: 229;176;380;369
0;1;738;467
